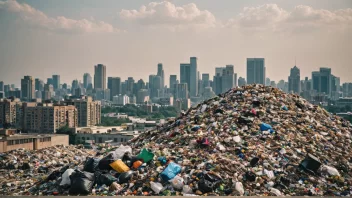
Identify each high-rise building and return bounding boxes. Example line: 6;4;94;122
71;79;79;93
169;75;177;90
157;63;165;88
265;78;271;86
52;75;60;90
331;75;341;101
35;78;44;92
342;83;352;97
42;84;54;101
94;64;106;90
152;76;162;98
247;58;265;85
110;77;121;100
277;80;286;91
137;89;149;104
190;57;198;97
288;66;301;94
47;78;53;86
126;77;135;96
0;98;22;128
238;77;246;87
136;79;146;95
21;76;35;101
0;81;4;92
174;83;188;99
113;94;130;106
221;65;237;93
312;68;332;97
83;73;92;89
180;63;191;92
64;96;101;127
23;104;77;133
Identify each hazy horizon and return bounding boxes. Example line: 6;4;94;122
0;0;351;87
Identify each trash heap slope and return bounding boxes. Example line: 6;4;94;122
129;84;352;196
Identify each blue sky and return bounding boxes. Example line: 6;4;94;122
1;0;352;86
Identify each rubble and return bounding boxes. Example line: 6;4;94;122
1;84;352;196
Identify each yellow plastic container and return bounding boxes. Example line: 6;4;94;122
109;160;130;173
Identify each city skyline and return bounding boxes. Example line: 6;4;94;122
0;0;351;86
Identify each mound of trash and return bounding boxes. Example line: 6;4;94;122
1;84;352;196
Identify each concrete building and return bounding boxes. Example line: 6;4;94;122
174;98;191;111
342;83;352;97
21;76;35;101
157;63;165;89
0;129;69;152
158;96;174;106
247;58;265;85
137;89;149;104
173;83;188;99
83;73;92;89
94;64;106;90
35;79;44;92
190;57;198;97
0;81;3;92
312;68;332;97
238;77;246;87
52;75;60;90
169;75;177;93
331;75;341;101
109;77;121;101
23;104;77;133
0;98;22;128
63;96;101;127
113;94;130;106
288;66;301;94
180;63;191;93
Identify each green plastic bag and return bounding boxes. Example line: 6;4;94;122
137;148;155;163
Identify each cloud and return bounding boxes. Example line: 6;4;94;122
119;1;216;30
0;0;121;33
227;4;352;33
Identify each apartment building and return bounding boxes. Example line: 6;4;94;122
0;98;22;128
23;103;77;133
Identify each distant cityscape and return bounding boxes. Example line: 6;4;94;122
1;56;352;134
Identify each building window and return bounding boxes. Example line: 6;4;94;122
82;137;85;141
87;137;90;140
120;138;123;142
114;138;117;142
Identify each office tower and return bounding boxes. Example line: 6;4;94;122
277;80;285;91
110;77;121;100
126;77;135;96
64;96;101;127
52;75;60;90
136;79;146;93
35;78;44;92
331;75;340;100
288;66;301;94
221;65;236;93
312;68;332;97
62;83;68;90
4;85;10;97
342;83;352;97
213;68;223;95
0;81;3;92
71;79;79;92
190;57;198;97
42;84;54;100
169;75;177;89
94;64;106;90
265;78;271;86
202;74;210;88
137;89;150;104
47;78;54;86
174;83;189;99
270;81;277;88
180;63;191;92
83;73;92;89
21;76;35;101
23;104;77;133
238;77;246;87
247;58;265;85
152;76;162;98
157;63;165;88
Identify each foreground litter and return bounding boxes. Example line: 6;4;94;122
1;84;351;196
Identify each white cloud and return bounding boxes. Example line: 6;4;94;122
227;4;352;33
119;1;216;30
0;0;120;33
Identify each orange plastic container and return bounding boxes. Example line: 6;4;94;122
133;160;143;169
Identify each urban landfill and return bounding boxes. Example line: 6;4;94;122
0;84;351;196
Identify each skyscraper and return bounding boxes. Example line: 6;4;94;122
202;73;210;88
157;63;165;88
83;73;92;89
247;58;265;85
110;77;121;100
174;83;188;99
35;78;44;92
127;77;135;96
312;67;332;97
0;81;3;92
169;75;177;93
190;57;198;97
238;77;246;87
288;66;301;94
94;64;106;90
180;63;191;92
21;76;35;101
52;75;60;90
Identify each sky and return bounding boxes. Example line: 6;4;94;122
0;0;351;87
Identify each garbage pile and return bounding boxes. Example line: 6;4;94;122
1;84;352;196
0;145;95;195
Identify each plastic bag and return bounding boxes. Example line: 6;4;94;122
323;165;340;176
60;169;74;186
83;158;100;173
160;162;181;181
110;160;130;173
170;175;184;190
137;148;154;163
109;145;132;160
95;172;118;186
299;154;321;174
150;182;163;194
98;153;115;171
69;170;95;195
235;182;244;196
260;123;273;132
117;170;133;184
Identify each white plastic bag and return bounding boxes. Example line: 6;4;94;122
109;145;132;160
235;182;244;195
60;169;74;186
170;175;184;190
323;165;340;176
150;182;163;194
